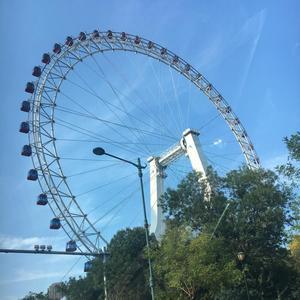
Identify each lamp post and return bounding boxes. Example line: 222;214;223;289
237;251;249;300
93;147;155;300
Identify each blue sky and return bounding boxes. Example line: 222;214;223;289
0;1;299;299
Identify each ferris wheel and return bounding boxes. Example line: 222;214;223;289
19;30;260;255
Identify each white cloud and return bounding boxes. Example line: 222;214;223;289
0;269;65;285
0;234;65;250
237;9;267;97
213;138;222;146
262;153;287;170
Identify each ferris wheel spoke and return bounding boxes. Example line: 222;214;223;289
86;177;138;216
86;55;155;155
57;137;172;147
55;117;149;157
100;178;150;234
149;59;182;137
66;74;176;151
127;176;153;228
167;166;187;181
185;80;192;129
60;157;113;162
70;69;158;154
87;175;150;235
168;65;185;131
65;162;123;178
203;150;243;159
206;157;231;173
198;112;222;131
200;140;237;147
102;51;176;139
61;79;150;156
75;172;136;198
90;186;140;229
55;102;177;142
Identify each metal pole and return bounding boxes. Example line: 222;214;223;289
0;248;103;257
137;158;155;300
93;149;155;299
103;246;108;300
243;269;250;300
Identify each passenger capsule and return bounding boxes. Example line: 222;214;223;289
107;30;113;39
147;41;154;49
50;218;61;230
234;118;240;125
173;55;179;64
40;245;46;251
92;30;100;39
27;169;38;181
53;43;61;54
205;84;212;93
215;96;222;103
184;64;190;72
25;82;34;94
21;145;32;156
37;193;48;205
20;101;30;112
42;53;51;64
225;106;231;113
194;73;202;81
121;32;126;41
160;48;167;56
19;122;30;133
32;66;42;77
66;240;77;252
134;36;141;44
84;261;92;272
65;36;73;46
79;32;86;41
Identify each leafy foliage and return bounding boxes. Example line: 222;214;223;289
61;275;100;300
21;292;48;300
95;227;152;300
157;166;299;299
152;226;241;299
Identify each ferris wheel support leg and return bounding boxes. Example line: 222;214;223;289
182;129;208;175
148;156;166;239
182;128;211;198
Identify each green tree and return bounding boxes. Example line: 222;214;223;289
152;226;241;300
90;227;152;300
158;166;299;299
61;275;100;300
278;132;300;180
61;227;152;300
21;291;48;300
277;132;300;234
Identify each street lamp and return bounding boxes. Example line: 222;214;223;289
237;251;245;262
93;147;155;300
237;251;249;300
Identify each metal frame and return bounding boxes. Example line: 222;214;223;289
25;30;260;253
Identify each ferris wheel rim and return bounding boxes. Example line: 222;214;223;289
26;30;260;253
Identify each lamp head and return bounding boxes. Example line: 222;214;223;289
237;251;245;262
93;147;106;156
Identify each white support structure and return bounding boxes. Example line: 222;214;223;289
148;157;166;238
148;128;207;239
181;129;208;174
